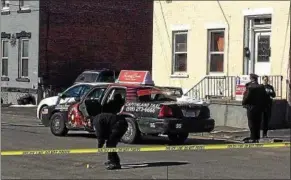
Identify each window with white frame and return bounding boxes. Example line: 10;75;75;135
1;0;9;11
207;29;225;73
172;31;188;73
20;39;29;77
1;40;8;76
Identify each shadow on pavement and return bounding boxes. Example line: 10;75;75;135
121;161;189;169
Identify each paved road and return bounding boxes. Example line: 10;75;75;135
1;107;290;179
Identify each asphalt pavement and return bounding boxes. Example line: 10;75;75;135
1;107;290;179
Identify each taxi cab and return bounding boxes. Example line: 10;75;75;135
45;70;215;144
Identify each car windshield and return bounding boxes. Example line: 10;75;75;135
75;72;99;83
137;87;177;102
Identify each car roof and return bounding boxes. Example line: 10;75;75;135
108;83;157;89
82;69;113;73
158;86;182;90
75;82;112;86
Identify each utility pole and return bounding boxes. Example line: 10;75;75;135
288;1;291;106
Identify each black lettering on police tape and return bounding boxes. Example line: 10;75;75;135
227;144;264;149
97;147;141;153
22;150;70;155
166;145;205;151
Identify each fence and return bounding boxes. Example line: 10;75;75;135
185;75;283;101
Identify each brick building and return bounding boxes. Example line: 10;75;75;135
39;0;153;89
1;0;153;104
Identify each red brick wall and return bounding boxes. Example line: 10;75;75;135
39;0;153;89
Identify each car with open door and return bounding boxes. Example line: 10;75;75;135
48;70;215;144
38;83;111;126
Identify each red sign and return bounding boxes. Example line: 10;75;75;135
137;89;162;96
117;70;154;85
235;85;246;95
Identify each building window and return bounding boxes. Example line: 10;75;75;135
1;0;9;11
1;40;8;76
20;39;29;77
172;31;188;73
208;29;225;73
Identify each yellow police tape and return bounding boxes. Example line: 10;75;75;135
1;142;290;156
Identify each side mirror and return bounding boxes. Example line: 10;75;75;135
58;93;66;99
74;97;81;102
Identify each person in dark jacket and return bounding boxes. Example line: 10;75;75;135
261;75;276;137
242;73;269;143
93;113;128;170
102;94;125;114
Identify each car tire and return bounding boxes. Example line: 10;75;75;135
121;118;140;144
39;105;48;123
168;132;189;144
50;112;68;136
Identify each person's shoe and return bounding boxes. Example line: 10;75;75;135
262;134;268;138
252;139;259;143
104;161;111;166
106;164;121;170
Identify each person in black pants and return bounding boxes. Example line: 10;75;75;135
242;74;269;143
262;76;276;137
93;113;128;170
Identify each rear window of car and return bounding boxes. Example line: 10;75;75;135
75;72;99;83
137;87;177;102
158;87;183;97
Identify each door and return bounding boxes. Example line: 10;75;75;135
79;87;107;117
254;32;271;75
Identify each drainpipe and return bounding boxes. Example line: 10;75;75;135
288;1;291;106
287;1;291;125
217;0;230;76
45;0;51;86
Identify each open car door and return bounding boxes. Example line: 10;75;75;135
78;87;106;118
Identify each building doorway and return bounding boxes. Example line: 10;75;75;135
244;16;272;75
254;31;271;75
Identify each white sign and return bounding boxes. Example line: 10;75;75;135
235;75;250;101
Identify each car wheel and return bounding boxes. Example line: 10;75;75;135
121;118;140;144
50;112;68;136
39;105;48;121
168;132;189;144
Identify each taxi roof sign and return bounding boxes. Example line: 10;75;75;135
117;70;154;85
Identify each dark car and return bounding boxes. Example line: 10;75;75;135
74;69;120;84
46;83;215;144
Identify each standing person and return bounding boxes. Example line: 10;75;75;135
93;113;128;170
262;76;276;137
242;74;269;143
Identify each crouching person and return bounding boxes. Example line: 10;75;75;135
93;113;128;170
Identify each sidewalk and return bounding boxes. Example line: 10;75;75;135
191;126;291;142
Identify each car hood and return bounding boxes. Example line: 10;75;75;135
39;96;60;106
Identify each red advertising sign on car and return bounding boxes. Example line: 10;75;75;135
117;70;154;85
